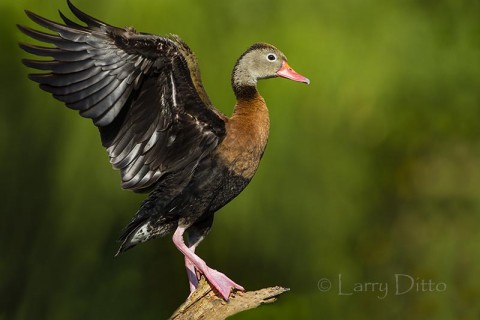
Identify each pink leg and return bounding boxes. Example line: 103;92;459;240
185;251;199;293
173;226;244;300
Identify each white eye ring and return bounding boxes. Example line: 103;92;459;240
266;53;277;62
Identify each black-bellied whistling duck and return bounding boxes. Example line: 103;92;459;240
18;0;309;300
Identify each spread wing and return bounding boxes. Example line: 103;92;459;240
18;0;226;192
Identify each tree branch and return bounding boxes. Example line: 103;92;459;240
170;277;289;320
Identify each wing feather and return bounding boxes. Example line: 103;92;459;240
20;0;226;191
58;10;85;29
66;0;108;28
41;72;110;96
93;86;134;126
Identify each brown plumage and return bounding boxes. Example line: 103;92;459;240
18;0;309;300
217;92;270;178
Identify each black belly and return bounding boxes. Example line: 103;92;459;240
208;171;250;213
117;154;252;253
170;156;251;226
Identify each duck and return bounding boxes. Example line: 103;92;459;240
18;0;309;301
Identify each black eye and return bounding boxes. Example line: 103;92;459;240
267;54;277;61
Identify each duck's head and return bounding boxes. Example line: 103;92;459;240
231;43;309;98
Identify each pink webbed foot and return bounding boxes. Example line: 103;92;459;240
174;226;245;300
202;266;244;300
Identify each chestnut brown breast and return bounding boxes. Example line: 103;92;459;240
216;93;270;179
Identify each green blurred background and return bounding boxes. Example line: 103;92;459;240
1;0;479;319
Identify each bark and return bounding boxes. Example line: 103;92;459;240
170;277;289;320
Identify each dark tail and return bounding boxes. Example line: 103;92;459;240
115;203;177;256
115;217;177;256
115;181;181;256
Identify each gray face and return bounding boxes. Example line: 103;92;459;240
232;44;287;87
243;47;287;80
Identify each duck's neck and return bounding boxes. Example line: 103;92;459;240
232;84;258;101
229;57;269;148
231;55;258;100
231;89;267;118
229;89;269;157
